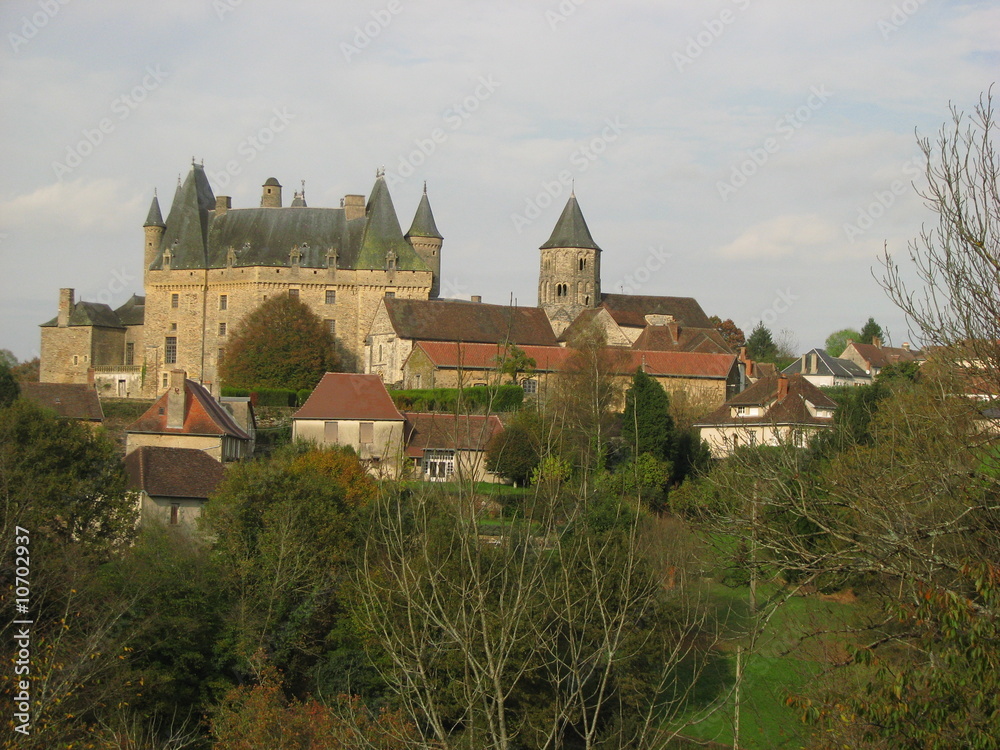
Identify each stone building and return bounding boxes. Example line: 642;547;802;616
40;161;441;396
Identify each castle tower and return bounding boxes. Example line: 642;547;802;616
261;177;282;208
405;182;443;298
537;191;601;334
143;192;166;281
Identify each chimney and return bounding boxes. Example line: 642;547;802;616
166;369;187;430
800;353;807;372
261;178;282;208
342;194;365;221
470;295;482;303
901;341;910;351
809;352;818;374
57;288;74;327
873;336;882;349
216;195;231;214
777;374;789;401
665;315;679;342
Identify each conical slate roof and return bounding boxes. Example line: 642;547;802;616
405;184;442;239
540;193;601;251
355;174;429;271
143;194;165;228
151;164;216;270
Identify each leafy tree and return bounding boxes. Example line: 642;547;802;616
745;322;779;363
708;315;746;349
494;342;536;384
824;327;861;357
0;361;19;407
10;357;39;383
621;368;673;461
0;348;16;368
858;316;884;345
220;294;338;391
486;418;540;486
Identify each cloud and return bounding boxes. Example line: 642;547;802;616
0;179;142;234
718;214;839;260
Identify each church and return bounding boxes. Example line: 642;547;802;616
39;161;733;401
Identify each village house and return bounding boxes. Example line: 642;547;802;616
403;412;505;483
839;337;924;377
19;382;105;427
695;373;838;458
782;348;872;387
124;445;225;530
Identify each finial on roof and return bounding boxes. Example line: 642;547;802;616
301;179;305;195
177;174;181;187
154;188;157;197
191;156;196;165
200;158;204;166
423;180;427;195
571;178;576;197
376;166;385;178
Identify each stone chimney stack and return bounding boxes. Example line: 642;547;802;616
342;194;365;221
777;374;789;401
902;342;910;351
166;370;187;430
809;352;819;374
873;336;882;349
57;288;75;327
216;196;231;214
471;295;482;303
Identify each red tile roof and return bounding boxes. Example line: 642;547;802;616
127;379;251;439
294;373;405;421
20;382;104;421
409;341;736;379
630;324;733;354
124;445;225;499
696;374;838;427
845;342;924;369
403;412;504;457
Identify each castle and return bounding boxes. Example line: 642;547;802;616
40;161;733;400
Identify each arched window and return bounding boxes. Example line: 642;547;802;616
579;256;586;271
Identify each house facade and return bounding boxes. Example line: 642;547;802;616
403;412;505;483
124;445;225;530
839;338;924;377
782;348;872;387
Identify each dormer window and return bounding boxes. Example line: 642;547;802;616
386;249;397;271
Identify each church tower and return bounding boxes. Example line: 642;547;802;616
405;182;443;298
537;191;601;335
143;192;166;284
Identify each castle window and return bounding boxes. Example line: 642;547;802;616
125;342;134;366
219;294;228;311
170;322;177;331
162;373;169;388
579;257;586;271
584;296;590;305
171;293;179;309
325;289;336;304
219;322;227;336
523;378;538;395
288;289;299;300
73;355;78;365
326;319;336;337
385;291;395;298
218;348;224;362
165;336;177;365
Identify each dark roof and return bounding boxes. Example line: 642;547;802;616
144;195;165;228
263;177;282;187
844;342;924;370
124;446;224;499
403;412;503;456
20;382;103;421
405;186;443;239
384;299;558;346
40;300;124;329
356;175;429;271
597;293;713;329
114;294;145;326
697;374;838;428
207;206;351;268
540;193;601;251
783;349;870;380
151;164;216;270
127;379;251;439
294;373;405;421
630;324;733;354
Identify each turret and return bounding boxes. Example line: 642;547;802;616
261;177;282;208
537;191;601;333
405;182;443;298
143;191;166;277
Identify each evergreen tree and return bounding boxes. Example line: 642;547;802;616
220;294;339;391
746;322;779;363
859;316;884;345
0;362;19;408
621;368;674;461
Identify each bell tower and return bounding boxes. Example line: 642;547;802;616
537;191;601;335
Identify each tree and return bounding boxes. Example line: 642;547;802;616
881;88;1000;397
858;317;884;345
220;294;339;391
824;328;861;357
10;357;39;383
0;348;16;368
708;316;746;350
621;368;674;461
485;413;541;486
0;361;19;407
494;343;536;385
745;322;778;363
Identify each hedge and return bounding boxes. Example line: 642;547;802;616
221;386;298;407
389;384;523;413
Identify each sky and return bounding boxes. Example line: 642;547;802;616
0;0;997;362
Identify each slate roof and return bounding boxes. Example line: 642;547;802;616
783;348;870;380
144;195;165;228
630;324;734;354
405;186;442;239
127;378;251;439
149;166;430;273
409;341;737;379
597;293;713;329
540;194;601;251
40;300;124;328
114;295;145;326
124;446;225;499
20;382;104;421
697;374;838;428
294;373;405;421
403;412;504;457
383;299;558;346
